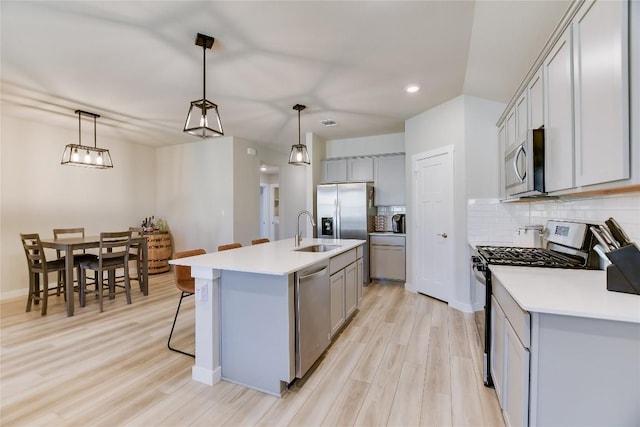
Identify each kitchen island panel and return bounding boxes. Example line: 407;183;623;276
220;270;295;396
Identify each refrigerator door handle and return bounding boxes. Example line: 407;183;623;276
335;199;340;239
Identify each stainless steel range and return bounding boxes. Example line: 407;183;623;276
472;220;600;387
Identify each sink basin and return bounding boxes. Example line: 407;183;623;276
294;244;341;253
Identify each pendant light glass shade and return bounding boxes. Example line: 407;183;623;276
288;104;310;165
61;110;113;169
184;33;224;138
288;144;310;165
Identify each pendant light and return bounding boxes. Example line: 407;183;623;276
61;110;113;169
183;33;224;138
288;104;310;165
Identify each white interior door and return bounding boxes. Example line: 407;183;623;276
412;146;454;302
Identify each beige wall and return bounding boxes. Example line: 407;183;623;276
1;112;157;298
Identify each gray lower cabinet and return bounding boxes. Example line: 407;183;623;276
370;235;406;281
330;269;345;336
492;283;530;427
329;247;362;337
492;277;640;426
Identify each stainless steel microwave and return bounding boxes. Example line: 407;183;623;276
504;127;545;197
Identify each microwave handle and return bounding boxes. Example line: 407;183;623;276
513;144;526;182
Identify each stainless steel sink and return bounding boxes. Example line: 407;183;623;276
294;244;341;253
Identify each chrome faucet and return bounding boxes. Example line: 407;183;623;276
295;210;316;246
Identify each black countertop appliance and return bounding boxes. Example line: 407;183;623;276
392;214;405;233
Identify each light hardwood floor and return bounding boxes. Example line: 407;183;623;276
0;272;504;426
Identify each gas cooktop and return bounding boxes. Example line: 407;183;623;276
476;246;586;268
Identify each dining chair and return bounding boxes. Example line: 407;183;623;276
251;238;270;245
218;243;242;251
126;227;144;292
52;227;97;296
168;249;206;357
79;231;132;313
20;233;67;315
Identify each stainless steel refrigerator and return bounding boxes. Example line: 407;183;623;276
317;182;375;284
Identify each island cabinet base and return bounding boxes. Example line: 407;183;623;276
219;270;296;397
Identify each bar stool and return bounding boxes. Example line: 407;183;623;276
168;249;206;357
251;238;270;245
218;243;242;251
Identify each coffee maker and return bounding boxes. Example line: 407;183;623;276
392;214;405;233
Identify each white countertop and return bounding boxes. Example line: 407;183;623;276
169;238;365;276
489;265;640;324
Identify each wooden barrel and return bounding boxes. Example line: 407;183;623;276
146;232;172;274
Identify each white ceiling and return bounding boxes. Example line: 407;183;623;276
1;0;571;154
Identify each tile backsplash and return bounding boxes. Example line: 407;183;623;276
468;193;640;244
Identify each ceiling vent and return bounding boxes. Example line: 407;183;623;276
321;119;337;127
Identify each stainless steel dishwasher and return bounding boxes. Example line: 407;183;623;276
295;259;331;378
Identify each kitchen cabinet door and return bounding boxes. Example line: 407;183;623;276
348;157;374;182
344;262;358;318
491;296;506;408
572;0;629;187
374;155;405;206
503;320;530;427
505;107;517;151
515;92;528;146
544;26;575;192
322;159;347;183
528;66;544;130
370;243;406;281
356;257;363;307
330;270;345;336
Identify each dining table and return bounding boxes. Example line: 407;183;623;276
40;235;149;316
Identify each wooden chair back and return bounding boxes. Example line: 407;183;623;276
251;238;270;245
97;231;132;268
20;233;54;274
171;249;206;293
218;243;242;252
53;227;86;257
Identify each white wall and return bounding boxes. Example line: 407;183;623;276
233;138;261;246
405;95;504;312
326;132;405;158
465;96;505;199
1;112;157;298
156;137;234;253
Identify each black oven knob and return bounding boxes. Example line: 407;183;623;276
471;255;482;263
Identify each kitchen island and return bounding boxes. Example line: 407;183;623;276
489;265;640;426
169;238;365;397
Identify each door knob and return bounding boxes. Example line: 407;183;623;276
437;233;448;239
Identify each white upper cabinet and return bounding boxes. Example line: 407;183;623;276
322;157;374;183
505;107;517;151
348;157;374;182
322;159;348;183
572;0;630;187
543;26;575;193
374;155;405;206
515;92;528;146
498;0;632;195
528;67;544;130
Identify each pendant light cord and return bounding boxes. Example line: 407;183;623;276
298;108;301;145
202;43;206;114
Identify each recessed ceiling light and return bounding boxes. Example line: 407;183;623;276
405;84;420;93
321;119;337;127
